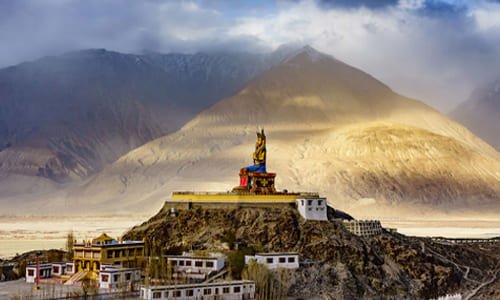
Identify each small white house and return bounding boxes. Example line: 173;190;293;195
165;253;225;276
51;262;66;276
26;263;52;283
65;262;75;275
296;198;328;221
140;280;255;300
245;253;299;270
99;267;141;289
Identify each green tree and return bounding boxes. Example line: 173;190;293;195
66;231;75;261
243;261;288;300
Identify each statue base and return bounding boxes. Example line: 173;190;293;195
232;170;276;194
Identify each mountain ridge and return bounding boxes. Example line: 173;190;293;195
451;79;500;150
58;47;500;218
0;46;299;189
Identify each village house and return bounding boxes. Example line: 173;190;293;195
245;252;299;270
98;265;141;289
25;263;52;283
140;280;256;300
165;252;225;280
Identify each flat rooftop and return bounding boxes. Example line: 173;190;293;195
170;191;320;203
143;280;255;290
254;252;299;256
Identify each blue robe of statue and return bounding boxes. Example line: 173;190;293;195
245;163;266;173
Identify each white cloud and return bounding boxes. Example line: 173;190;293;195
0;0;499;112
228;0;500;112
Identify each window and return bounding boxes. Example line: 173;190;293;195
186;260;192;266
53;266;60;273
234;286;241;293
318;200;323;206
307;200;313;206
222;287;230;294
215;288;219;294
28;269;34;276
179;260;185;266
279;257;286;263
125;273;131;281
174;290;181;297
288;257;295;263
186;289;194;296
153;291;162;299
101;274;109;282
266;258;273;264
67;265;73;272
113;274;119;282
204;288;212;295
107;251;113;258
206;261;214;268
195;261;203;267
301;200;304;206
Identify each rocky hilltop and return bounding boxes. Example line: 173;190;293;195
124;204;500;299
71;46;500;217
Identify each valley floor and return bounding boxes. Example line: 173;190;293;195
1;216;499;259
0;215;147;258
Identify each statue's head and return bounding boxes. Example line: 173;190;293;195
256;129;266;146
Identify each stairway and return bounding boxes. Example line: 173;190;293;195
64;271;88;285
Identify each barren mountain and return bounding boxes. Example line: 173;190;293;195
59;47;500;218
0;47;295;200
451;79;500;150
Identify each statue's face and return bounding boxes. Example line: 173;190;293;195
257;135;263;146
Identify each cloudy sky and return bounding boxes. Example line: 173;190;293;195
1;0;499;112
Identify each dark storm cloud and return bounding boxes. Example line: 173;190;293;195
1;0;500;112
0;0;265;67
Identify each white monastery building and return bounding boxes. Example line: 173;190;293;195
26;262;76;283
140;280;255;300
99;265;141;289
296;198;328;221
26;263;53;283
165;253;225;279
51;262;67;277
245;252;299;270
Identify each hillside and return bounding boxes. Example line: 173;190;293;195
451;79;500;150
124;204;500;299
63;47;500;218
0;47;296;202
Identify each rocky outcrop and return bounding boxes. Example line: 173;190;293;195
124;204;500;299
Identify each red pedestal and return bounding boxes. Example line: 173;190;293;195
233;170;276;194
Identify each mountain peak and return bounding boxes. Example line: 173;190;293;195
297;45;326;62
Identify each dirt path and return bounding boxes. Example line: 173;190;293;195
464;268;499;300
